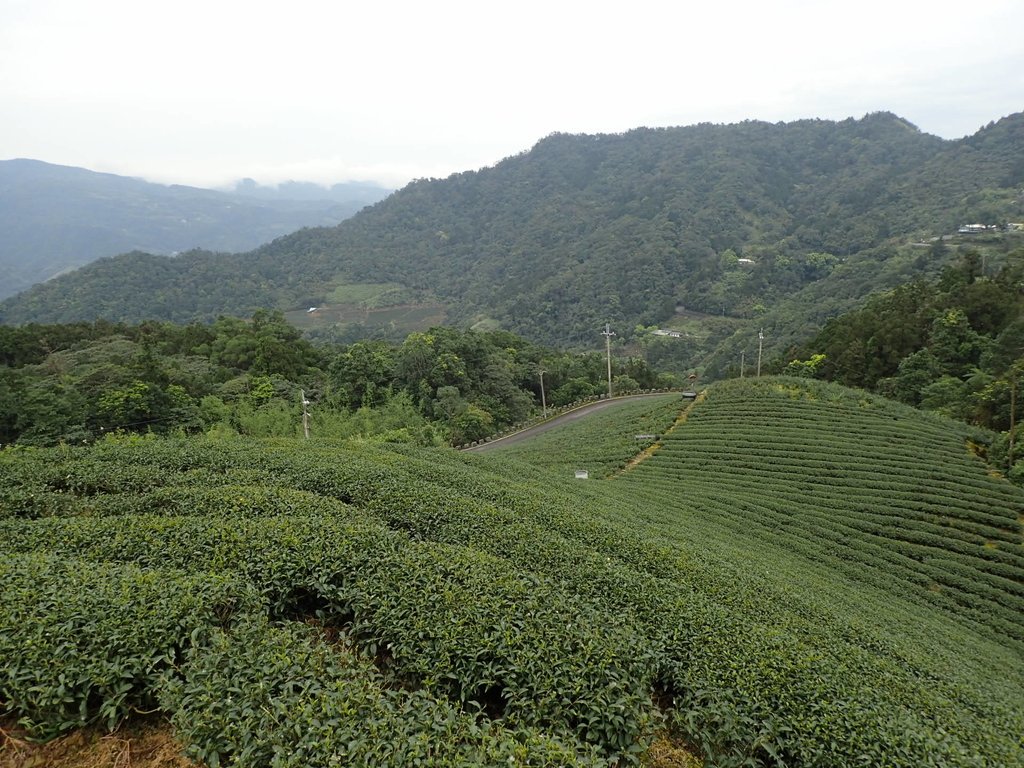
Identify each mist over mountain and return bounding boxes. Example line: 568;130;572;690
0;159;392;299
2;113;1021;372
229;178;391;204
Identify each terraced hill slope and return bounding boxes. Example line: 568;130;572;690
620;378;1024;649
1;378;1022;766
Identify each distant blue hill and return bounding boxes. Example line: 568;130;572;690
0;159;391;299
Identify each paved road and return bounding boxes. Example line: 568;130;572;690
463;392;686;453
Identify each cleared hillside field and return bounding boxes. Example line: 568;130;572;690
482;394;686;477
1;378;1022;767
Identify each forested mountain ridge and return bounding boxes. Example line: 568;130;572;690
3;113;1022;359
0;159;391;299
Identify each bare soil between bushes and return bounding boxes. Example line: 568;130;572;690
0;716;197;768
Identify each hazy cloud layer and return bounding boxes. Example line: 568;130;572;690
1;0;1021;188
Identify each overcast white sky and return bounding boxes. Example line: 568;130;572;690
1;0;1022;190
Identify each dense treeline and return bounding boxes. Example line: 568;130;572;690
0;314;672;447
3;113;1022;356
700;232;1024;380
787;249;1024;475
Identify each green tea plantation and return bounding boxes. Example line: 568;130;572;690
1;378;1022;767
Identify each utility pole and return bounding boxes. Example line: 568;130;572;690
1010;370;1017;468
740;350;745;379
538;368;548;418
602;323;616;398
300;389;310;440
757;328;764;378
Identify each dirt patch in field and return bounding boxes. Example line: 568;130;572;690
0;716;197;768
643;732;703;767
1;714;703;767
